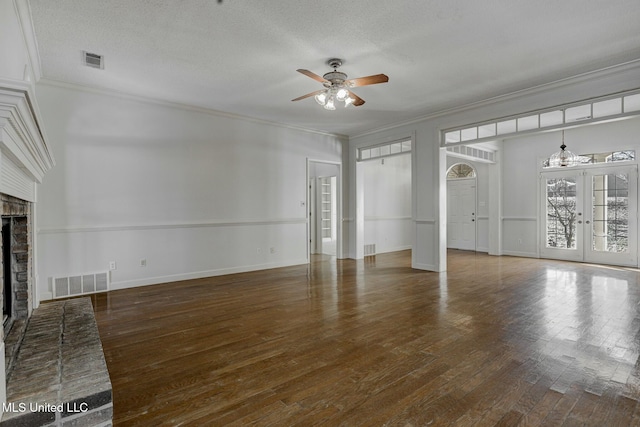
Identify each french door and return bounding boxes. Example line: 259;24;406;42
540;165;638;266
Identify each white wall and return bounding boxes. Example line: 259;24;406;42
363;154;412;254
35;83;344;297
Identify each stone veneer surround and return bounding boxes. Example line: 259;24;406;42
1;194;31;385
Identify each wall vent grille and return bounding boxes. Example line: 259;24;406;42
83;51;104;69
51;271;109;299
364;244;376;256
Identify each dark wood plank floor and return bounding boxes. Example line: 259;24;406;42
90;250;640;426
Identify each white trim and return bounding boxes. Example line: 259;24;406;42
372;245;412;255
502;250;539;258
109;259;309;291
38;79;349;140
412;262;438;271
307;158;343;259
14;0;42;82
38;218;307;234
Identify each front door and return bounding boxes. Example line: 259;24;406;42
447;178;477;250
540;165;637;266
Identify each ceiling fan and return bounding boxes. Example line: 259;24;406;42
292;58;389;110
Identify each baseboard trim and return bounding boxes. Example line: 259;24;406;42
412;262;439;272
109;259;309;290
501;250;538;258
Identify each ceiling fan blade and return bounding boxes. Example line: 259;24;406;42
346;74;389;87
291;89;325;102
296;69;328;83
348;91;365;107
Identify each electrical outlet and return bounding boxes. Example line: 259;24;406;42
109;261;117;270
140;259;147;267
270;247;276;254
257;248;262;254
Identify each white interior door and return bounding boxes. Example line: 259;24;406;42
447;178;477;250
540;165;637;266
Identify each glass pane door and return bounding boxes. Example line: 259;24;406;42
540;171;584;262
585;167;637;266
540;166;637;267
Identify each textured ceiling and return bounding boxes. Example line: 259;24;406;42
28;0;640;136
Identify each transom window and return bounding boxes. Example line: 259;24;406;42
443;89;640;146
447;163;476;179
543;150;635;168
358;138;411;161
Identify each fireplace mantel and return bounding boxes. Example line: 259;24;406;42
0;78;54;192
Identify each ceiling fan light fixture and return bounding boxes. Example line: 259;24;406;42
344;96;354;107
335;87;349;102
324;95;336;110
292;58;388;110
315;91;327;105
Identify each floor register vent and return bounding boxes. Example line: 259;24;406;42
364;244;376;256
51;271;110;299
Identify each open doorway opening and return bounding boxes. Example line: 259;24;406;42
308;160;341;259
362;153;412;257
446;163;477;251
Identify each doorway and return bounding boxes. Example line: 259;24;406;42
307;160;341;259
446;163;477;251
540;165;638;266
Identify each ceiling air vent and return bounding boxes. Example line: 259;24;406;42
82;51;104;69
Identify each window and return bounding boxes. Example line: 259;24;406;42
447;163;476;179
543;150;635;168
442;89;640;146
358;138;412;161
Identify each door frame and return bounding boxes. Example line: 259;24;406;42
306;159;342;261
446;176;478;251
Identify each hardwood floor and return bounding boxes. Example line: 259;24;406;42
90;250;640;426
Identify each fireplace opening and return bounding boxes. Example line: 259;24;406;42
1;215;28;340
2;217;12;328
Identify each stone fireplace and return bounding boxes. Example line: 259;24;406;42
0;82;55;417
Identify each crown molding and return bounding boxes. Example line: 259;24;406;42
37;78;349;142
13;0;42;82
351;59;640;139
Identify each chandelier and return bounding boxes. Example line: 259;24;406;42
548;130;579;167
